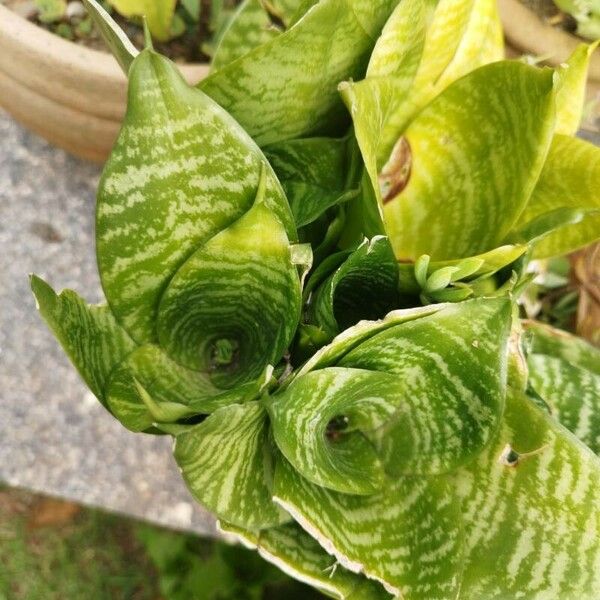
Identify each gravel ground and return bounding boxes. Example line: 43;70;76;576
0;109;217;536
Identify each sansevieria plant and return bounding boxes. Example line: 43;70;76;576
32;0;600;597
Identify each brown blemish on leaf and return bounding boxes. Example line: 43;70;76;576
379;137;412;204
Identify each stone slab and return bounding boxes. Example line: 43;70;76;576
0;110;217;536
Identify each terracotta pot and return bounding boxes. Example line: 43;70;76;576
0;5;209;163
498;0;600;99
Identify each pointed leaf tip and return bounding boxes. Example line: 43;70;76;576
82;0;139;75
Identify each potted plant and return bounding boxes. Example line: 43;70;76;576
33;0;600;597
499;0;600;98
0;0;244;161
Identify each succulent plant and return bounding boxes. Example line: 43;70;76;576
32;0;600;597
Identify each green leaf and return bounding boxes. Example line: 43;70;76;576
271;297;512;494
82;0;139;74
211;0;305;71
554;42;599;135
269;367;400;495
528;354;600;454
381;62;555;261
105;344;265;432
107;0;177;42
517;134;600;259
335;296;512;477
273;458;463;599
31;275;136;405
524;321;600;453
174;402;289;530
264;136;359;229
156;178;302;389
220;522;390;599
524;320;600;376
199;0;400;145
296;304;446;379
455;388;600;598
340;0;505;214
398;245;528;296
96;49;294;344
308;237;399;338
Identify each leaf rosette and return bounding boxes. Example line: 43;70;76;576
32;1;600;598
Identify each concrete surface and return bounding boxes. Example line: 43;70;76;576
0;109;217;536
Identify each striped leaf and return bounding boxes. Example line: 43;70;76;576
271;297;512;494
555;42;599;136
199;0;400;146
211;0;304;71
264;136;359;229
340;0;504;222
307;237;399;338
174;402;289;530
269;367;400;495
156;178;302;389
31;275;136;405
96;49;294;344
82;0;139;74
296;304;446;379
454;388;600;598
220;522;390;599
528;354;600;455
273;458;463;600
525;321;600;454
410;0;504;105
335;297;512;476
525;320;600;376
516;134;600;259
105;344;265;432
381;62;555;261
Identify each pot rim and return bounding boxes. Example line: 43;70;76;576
0;4;210;121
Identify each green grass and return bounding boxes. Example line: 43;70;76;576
0;487;323;600
0;489;158;599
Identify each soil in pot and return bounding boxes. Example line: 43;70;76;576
1;0;243;63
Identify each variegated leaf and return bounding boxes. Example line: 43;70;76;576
296;304;445;379
220;521;391;599
410;0;503;103
271;297;512;493
524;321;600;453
31;275;136;405
336;296;512;476
156;178;301;389
381;62;555;261
308;236;399;338
525;320;600;376
528;354;600;454
199;0;400;145
517;134;600;259
340;0;504;218
211;0;304;71
174;402;289;530
454;388;600;598
273;458;463;600
105;344;264;432
269;367;399;495
555;42;599;136
82;0;139;74
264;136;359;229
96;49;294;344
